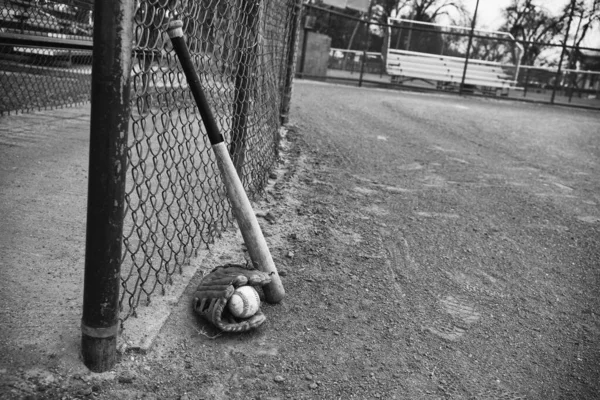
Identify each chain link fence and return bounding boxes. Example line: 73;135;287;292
0;0;93;115
516;65;600;106
120;0;300;321
2;0;300;324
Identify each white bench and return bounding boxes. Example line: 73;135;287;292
386;49;518;95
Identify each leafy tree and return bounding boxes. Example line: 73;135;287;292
305;0;365;49
307;0;469;54
563;0;600;68
365;0;469;26
388;0;467;23
500;0;567;66
370;0;468;59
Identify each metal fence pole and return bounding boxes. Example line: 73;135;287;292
281;0;302;124
568;71;575;103
358;50;366;86
551;0;576;104
358;6;372;88
81;0;135;372
298;11;310;77
523;68;529;98
459;0;480;95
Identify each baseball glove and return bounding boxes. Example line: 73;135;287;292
193;264;272;332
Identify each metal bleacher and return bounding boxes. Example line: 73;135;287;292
0;0;93;54
387;49;517;94
385;18;523;96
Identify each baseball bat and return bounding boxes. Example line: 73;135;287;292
167;20;285;303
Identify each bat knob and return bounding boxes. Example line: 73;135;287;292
167;20;184;39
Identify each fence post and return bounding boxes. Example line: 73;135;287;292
358;5;373;88
281;0;302;125
358;50;365;86
523;68;529;98
81;0;134;372
298;11;312;77
230;0;260;179
568;71;575;103
551;0;576;104
459;0;480;95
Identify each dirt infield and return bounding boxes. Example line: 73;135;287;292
1;81;599;399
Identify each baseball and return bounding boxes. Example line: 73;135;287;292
227;286;260;318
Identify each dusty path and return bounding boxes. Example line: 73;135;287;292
1;82;599;399
283;81;600;398
108;82;597;399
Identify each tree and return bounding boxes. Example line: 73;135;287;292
389;0;467;23
370;0;468;60
500;0;567;66
368;0;468;24
564;0;600;68
308;0;470;54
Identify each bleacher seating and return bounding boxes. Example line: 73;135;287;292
386;49;517;95
0;0;92;37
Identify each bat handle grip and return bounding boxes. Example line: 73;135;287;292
167;20;224;146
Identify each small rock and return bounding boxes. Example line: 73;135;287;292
273;375;285;383
117;371;136;384
80;374;92;383
309;382;318;389
256;211;277;224
77;387;93;396
179;394;190;400
279;270;288;277
117;342;128;354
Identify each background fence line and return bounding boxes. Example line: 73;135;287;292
298;3;600;110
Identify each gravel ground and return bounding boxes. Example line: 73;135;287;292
1;81;599;399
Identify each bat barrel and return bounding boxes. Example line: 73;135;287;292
214;143;285;303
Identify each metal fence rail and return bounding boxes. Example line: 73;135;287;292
0;0;93;115
120;0;300;321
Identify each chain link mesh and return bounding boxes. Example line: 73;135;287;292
120;0;299;321
0;0;94;115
